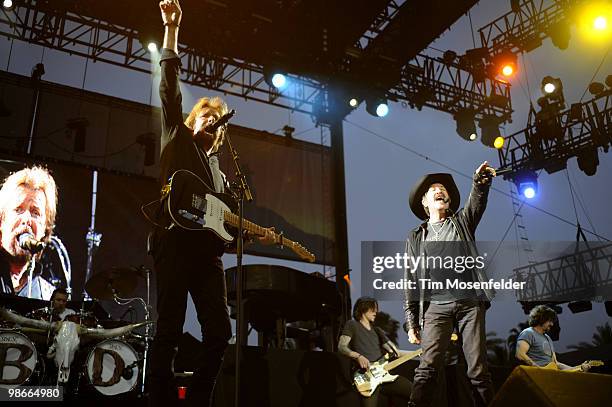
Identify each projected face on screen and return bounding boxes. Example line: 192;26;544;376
0;165;60;300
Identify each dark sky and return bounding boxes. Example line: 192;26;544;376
1;1;610;352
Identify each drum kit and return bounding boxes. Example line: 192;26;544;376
0;266;153;399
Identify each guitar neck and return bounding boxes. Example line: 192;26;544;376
384;349;423;372
224;212;295;247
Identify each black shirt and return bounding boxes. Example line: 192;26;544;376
157;48;225;256
341;319;389;362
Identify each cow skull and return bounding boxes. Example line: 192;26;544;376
0;308;151;384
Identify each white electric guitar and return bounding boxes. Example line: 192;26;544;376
354;333;458;397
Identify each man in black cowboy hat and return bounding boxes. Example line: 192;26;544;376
404;162;496;407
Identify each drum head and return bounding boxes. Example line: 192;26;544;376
0;331;38;388
86;339;139;396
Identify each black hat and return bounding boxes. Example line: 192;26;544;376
409;173;460;220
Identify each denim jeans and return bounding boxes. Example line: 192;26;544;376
410;300;493;407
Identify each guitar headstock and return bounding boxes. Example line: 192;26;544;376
291;242;316;263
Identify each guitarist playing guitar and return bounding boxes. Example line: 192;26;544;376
147;2;277;407
338;297;413;406
515;305;602;372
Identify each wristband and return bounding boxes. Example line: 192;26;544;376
164;23;180;28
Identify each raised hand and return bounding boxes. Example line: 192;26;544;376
475;161;496;177
159;0;182;27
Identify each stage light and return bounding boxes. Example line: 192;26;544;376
577;147;599;176
594;15;607;30
376;103;389;117
478;115;501;148
548;20;571;50
568;301;592;313
543;82;555;94
349;98;359;108
578;3;612;40
366;97;389;117
2;0;13;10
271;73;286;89
540;76;565;109
513;171;538;199
442;50;457;65
454;109;477;141
588;81;605;96
493;50;517;78
493;136;505;149
147;42;158;53
542;76;558;94
264;66;288;90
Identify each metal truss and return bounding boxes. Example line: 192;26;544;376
0;0;513;122
0;1;325;116
478;0;583;57
497;91;611;175
513;242;612;302
355;0;405;50
390;54;513;121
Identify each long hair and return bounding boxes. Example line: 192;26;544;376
352;296;378;321
528;305;556;327
184;96;229;150
0;166;57;241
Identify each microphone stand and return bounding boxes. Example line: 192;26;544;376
224;124;253;407
83;170;102;301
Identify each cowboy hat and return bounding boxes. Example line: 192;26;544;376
409;173;460;220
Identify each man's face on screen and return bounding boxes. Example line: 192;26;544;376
0;185;47;259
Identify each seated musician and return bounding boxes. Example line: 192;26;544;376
50;287;76;321
338;296;412;407
515;305;591;371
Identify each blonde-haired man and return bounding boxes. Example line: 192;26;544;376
148;2;274;406
0;166;58;299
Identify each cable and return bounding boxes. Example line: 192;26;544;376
44;137;140;159
468;10;477;49
564;169;580;226
566;167;601;241
344;119;610;241
579;44;610;103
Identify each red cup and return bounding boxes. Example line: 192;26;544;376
178;386;187;400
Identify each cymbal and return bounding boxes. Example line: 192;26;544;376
85;267;139;300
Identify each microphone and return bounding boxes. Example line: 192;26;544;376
18;233;45;254
203;109;235;134
493;167;513;176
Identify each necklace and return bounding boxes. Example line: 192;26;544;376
428;219;447;241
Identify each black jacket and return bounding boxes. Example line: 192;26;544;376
154;48;226;256
403;176;492;331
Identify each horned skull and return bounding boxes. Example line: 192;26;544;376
0;308;150;384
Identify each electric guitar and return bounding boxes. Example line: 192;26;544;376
145;169;315;262
353;333;458;397
543;359;603;372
